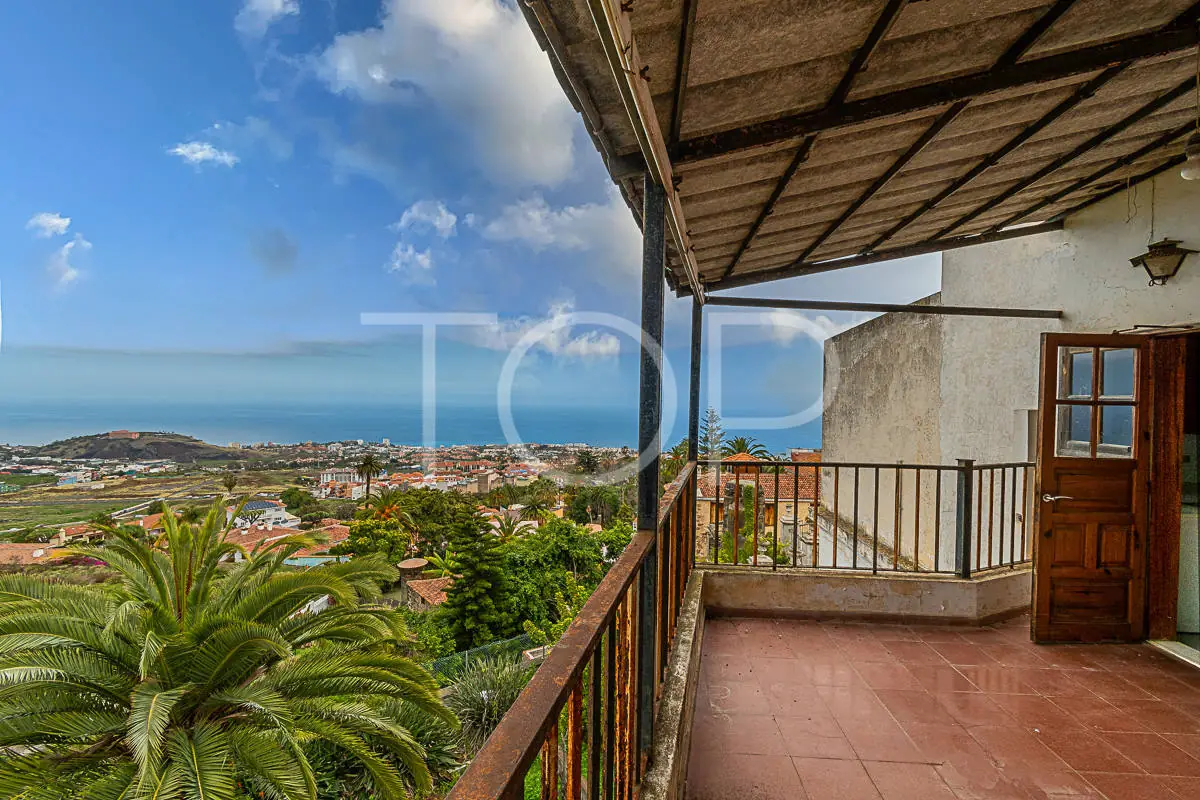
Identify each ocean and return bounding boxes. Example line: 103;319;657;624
0;400;822;452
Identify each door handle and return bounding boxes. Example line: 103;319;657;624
1041;494;1075;503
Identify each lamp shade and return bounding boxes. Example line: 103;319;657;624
1182;132;1200;181
1129;238;1196;285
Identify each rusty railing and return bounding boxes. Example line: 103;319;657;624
697;459;1033;576
448;461;697;800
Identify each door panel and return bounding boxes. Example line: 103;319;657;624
1034;333;1149;643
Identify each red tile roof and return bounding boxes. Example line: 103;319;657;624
407;576;453;606
790;449;823;464
721;453;760;463
697;468;816;502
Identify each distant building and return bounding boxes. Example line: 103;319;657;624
228;500;300;529
107;430;140;440
402;576;453;611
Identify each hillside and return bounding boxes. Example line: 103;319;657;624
33;432;240;462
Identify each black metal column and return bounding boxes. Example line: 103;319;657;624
687;297;702;462
956;459;975;579
636;174;666;770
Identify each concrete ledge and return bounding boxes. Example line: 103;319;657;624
641;570;706;800
700;565;1031;626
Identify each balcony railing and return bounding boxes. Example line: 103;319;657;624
448;461;697;800
698;458;1034;577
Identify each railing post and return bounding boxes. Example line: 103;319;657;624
956;458;975;579
636;173;666;770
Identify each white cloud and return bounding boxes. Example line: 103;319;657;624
318;0;577;186
468;300;620;359
25;212;71;238
386;243;435;285
47;234;90;289
207;117;292;160
392;200;457;238
169;141;239;168
235;0;299;37
479;187;642;283
766;310;865;344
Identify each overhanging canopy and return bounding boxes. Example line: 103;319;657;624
520;0;1200;298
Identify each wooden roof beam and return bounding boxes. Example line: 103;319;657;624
695;220;1064;295
670;23;1200;164
667;0;697;146
792;0;1079;265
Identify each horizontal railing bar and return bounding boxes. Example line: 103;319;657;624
699;459;972;470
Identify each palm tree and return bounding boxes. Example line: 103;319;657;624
493;515;524;544
220;472;238;493
364;487;412;526
721;436;771;459
0;497;454;799
357;453;384;499
423;550;460;578
518;500;551;523
179;505;204;524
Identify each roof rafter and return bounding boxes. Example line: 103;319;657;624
1049;151;1187;221
717;0;907;280
990;120;1196;230
697;220;1064;294
791;0;1079;265
670;23;1200;164
667;0;697;146
934;75;1197;238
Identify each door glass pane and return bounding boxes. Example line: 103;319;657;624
1100;348;1136;399
1056;404;1093;457
1059;348;1094;400
1098;405;1134;458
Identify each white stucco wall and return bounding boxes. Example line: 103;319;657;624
820;172;1200;569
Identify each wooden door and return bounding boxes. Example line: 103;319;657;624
1034;333;1150;643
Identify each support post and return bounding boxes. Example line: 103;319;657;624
956;459;975;579
687;298;702;461
636;174;666;769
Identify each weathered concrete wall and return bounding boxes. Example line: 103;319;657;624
822;300;947;566
699;566;1032;624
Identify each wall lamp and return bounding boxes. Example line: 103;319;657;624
1129;238;1196;286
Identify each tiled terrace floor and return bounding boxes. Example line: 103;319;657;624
687;614;1200;799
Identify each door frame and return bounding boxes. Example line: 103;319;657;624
1033;332;1150;643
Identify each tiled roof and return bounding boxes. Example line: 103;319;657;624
790;450;823;464
227;522;350;557
721;453;760;463
407;576;453;606
697;469;816;502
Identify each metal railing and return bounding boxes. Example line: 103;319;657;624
698;459;1033;577
448;461;697;800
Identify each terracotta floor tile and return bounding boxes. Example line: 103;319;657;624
982;643;1051;668
792;757;881;799
876;689;959;726
816;684;895;724
955;664;1039;695
936;691;1014;727
906;665;980;694
1078;673;1157;702
900;723;1029;800
870;625;921;642
929;642;998;667
704;680;772;716
739;632;799;660
1163;733;1200;760
990;692;1084;730
1017;667;1097;697
840;718;931;764
854;661;924;692
1098;732;1200;776
837;637;897;663
1110;699;1200;735
748;655;813;687
1032;728;1143;774
760;682;827;717
699;653;755;683
687;753;808;800
909;626;970;644
885;641;949;665
862;761;958;800
1079;772;1188;800
691;712;789;755
775;714;858;759
1050;694;1147;733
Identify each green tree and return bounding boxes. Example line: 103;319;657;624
660;438;691;486
364;487;415;527
522;576;589;646
356;453;384;498
493;515;524;544
280;486;318;514
422;550;460;578
0;498;454;799
331;517;413;564
721;435;771;459
441;514;514;649
575;449;600;474
396;487;480;552
220;471;238;493
700;407;724;459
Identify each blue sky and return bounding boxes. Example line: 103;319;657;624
0;0;940;446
